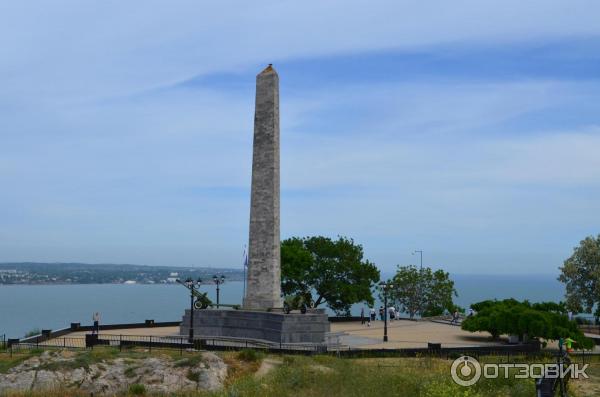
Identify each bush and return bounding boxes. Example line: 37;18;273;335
574;316;592;325
128;383;146;395
237;349;263;362
24;328;41;338
462;299;594;348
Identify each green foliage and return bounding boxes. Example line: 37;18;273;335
574;316;593;325
220;354;536;397
236;349;264;362
462;299;594;348
128;383;146;395
124;365;138;378
173;353;206;368
186;368;201;382
385;265;457;318
559;234;600;319
24;328;41;338
281;236;380;315
3;350;596;397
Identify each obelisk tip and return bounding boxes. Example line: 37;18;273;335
259;64;277;75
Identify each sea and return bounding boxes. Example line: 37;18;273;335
0;274;565;338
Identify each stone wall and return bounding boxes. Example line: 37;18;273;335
181;309;330;344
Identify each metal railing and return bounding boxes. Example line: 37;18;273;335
4;333;329;355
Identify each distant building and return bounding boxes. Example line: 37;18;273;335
166;272;179;283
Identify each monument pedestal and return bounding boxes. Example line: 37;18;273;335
180;309;330;344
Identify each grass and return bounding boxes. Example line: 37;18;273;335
0;349;45;373
128;383;147;395
124;365;139;378
236;349;264;362
186;369;201;382
174;353;206;368
1;348;599;396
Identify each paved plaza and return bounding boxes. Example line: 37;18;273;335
46;319;497;349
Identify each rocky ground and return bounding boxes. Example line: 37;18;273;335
0;350;227;395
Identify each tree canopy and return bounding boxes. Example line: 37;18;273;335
559;235;600;319
280;236;380;315
462;299;593;349
384;265;458;319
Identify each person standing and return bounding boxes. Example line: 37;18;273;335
360;307;366;325
379;306;384;321
370;307;376;322
93;312;100;335
451;310;459;325
564;337;576;354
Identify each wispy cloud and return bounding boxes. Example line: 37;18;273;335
0;1;599;272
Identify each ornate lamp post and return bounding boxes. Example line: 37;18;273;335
213;275;225;308
379;281;394;342
412;250;423;270
412;250;423;315
177;277;202;342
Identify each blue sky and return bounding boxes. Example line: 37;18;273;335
1;1;599;274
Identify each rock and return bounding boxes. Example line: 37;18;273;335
0;370;36;391
0;350;227;395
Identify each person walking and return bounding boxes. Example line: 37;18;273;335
360;307;366;325
92;312;100;335
379;306;384;321
370;307;376;322
389;306;396;321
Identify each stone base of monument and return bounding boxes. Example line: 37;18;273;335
180;309;330;344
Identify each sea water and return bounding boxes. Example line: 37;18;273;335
0;274;564;338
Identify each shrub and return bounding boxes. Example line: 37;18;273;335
128;383;146;395
173;354;205;368
462;299;594;348
186;369;201;382
24;328;41;338
237;349;263;362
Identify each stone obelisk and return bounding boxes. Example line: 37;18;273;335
243;64;283;310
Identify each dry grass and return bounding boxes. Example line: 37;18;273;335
2;348;599;396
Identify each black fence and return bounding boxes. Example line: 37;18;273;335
4;333;328;355
3;330;550;359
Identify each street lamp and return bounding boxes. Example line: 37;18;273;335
412;250;424;316
177;277;202;342
379;281;394;342
213;275;225;308
412;250;423;270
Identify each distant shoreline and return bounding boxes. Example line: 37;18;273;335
0;280;244;286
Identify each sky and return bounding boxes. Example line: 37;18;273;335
1;1;599;275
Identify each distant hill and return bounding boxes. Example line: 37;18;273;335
0;262;244;285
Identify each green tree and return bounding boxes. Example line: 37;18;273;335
385;265;457;319
281;236;380;315
462;299;593;348
559;235;600;320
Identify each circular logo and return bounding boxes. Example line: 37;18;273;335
451;356;482;387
